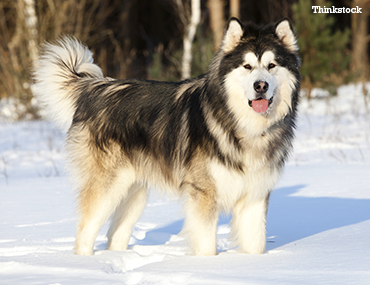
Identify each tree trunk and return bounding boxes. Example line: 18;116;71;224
208;0;225;51
230;0;240;19
351;0;370;81
182;0;201;79
21;0;38;65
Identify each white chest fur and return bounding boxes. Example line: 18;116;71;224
208;151;280;213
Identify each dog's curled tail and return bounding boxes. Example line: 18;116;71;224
33;36;103;129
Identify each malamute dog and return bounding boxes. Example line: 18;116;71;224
33;18;300;255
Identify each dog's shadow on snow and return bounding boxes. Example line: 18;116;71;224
113;184;370;251
132;220;184;246
265;184;370;251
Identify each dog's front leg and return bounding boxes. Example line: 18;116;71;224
182;185;219;256
231;191;270;254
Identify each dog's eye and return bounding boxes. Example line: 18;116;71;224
268;63;276;69
244;64;252;70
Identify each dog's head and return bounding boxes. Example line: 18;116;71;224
218;18;300;123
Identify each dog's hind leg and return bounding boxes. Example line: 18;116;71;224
230;191;271;254
67;125;137;255
74;166;136;255
107;183;148;251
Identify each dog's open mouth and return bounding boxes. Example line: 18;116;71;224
248;97;274;114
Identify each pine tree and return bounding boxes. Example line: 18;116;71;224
292;0;351;97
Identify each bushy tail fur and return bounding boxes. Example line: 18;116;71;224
33;36;104;129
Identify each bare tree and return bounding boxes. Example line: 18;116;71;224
230;0;240;19
182;0;201;79
208;0;225;51
23;0;38;64
351;0;370;81
0;0;38;117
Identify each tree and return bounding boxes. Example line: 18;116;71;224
292;0;351;97
0;0;39;118
230;0;240;19
181;0;201;79
350;0;370;81
22;0;38;65
208;0;225;51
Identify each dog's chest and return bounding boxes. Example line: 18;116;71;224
209;134;282;210
209;161;279;211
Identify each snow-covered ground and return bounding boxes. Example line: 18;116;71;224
1;84;369;284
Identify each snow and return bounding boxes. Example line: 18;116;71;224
1;83;370;284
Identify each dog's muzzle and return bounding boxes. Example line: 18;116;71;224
248;81;273;113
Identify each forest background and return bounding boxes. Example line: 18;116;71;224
0;0;369;119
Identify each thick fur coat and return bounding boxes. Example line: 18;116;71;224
33;18;300;255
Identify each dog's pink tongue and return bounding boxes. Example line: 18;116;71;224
252;99;269;113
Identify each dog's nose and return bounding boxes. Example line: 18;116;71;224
253;81;269;93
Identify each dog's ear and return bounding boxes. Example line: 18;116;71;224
222;18;243;53
275;18;298;52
